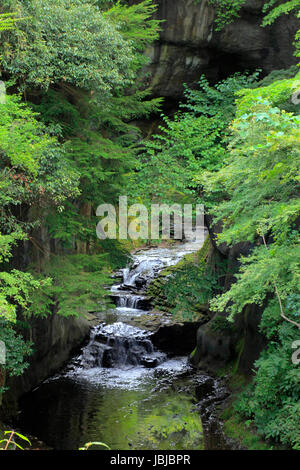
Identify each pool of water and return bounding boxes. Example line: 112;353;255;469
18;359;203;451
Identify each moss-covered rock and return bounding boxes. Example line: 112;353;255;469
145;236;214;319
190;300;267;374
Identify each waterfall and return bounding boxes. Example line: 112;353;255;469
116;294;148;310
79;322;166;369
72;238;205;372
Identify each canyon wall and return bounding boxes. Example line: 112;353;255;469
140;0;298;99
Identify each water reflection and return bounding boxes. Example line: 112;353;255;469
19;364;203;451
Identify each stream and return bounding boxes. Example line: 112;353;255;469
17;239;210;451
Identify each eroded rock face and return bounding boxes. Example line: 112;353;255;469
139;0;298;99
190;216;268;374
2;312;96;412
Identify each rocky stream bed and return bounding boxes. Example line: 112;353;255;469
14;239;236;450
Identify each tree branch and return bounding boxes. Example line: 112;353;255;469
262;235;300;330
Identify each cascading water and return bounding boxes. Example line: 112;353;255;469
18;238;208;451
110;235;208;313
115;295;148;310
78;322;166;369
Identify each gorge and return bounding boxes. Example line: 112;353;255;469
0;0;299;453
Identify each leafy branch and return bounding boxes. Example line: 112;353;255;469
261;234;300;330
0;431;31;450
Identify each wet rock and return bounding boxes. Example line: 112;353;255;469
78;322;168;369
194;375;215;399
81;342;114;368
140;356;159;368
135;276;148;289
194;373;235;450
110;270;124;280
190;301;267;374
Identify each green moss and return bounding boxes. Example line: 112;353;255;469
146;236;223;322
196;235;211;262
229;372;248;391
215;360;235;379
146;249;202;311
209;315;234;334
222;410;271;450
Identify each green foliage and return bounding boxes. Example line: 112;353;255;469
0;270;51;319
262;0;300;56
0;94;52;174
0;317;32;381
0;92;79;209
211;243;300;320
194;73;300;448
262;0;300;25
131;72;259;207
183;72;260;118
0;91;79;303
1;0;135;95
18;0;163;244
28;241;128;318
235;306;300;449
0;0;159;394
206;0;245;31
0;2;161;391
221;408;271;450
29;254;117;318
204;80;300;321
33;85;161;245
0;89;79;320
0;0;161;242
136;67;299;448
235;75;300;115
0;430;31;450
161;259;224;321
256;65;299;86
104;0;162;72
0;12;19;32
0;88;80;381
0;0;297;450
